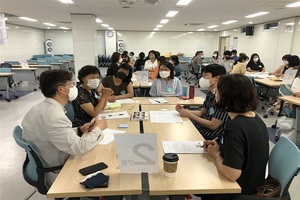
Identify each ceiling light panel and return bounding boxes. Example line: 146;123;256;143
43;23;56;26
59;0;74;4
166;11;178;17
19;17;37;22
96;18;103;23
160;19;169;24
222;20;237;25
176;0;192;6
245;12;269;18
285;1;300;7
207;25;218;28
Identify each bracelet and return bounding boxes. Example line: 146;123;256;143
77;127;83;137
213;152;221;160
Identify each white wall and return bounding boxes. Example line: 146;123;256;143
44;30;73;55
116;31;220;58
290;17;300;56
0;24;44;62
223;17;299;72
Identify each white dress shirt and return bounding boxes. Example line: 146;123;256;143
21;98;103;187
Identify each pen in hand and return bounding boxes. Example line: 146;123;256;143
201;137;218;148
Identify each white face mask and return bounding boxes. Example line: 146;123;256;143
159;71;170;78
118;58;123;63
68;86;78;101
199;78;211;88
253;58;259;62
213;54;217;57
87;79;100;89
283;60;288;65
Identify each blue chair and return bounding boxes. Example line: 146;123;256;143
234;136;300;200
65;101;74;122
13;125;63;199
264;84;293;118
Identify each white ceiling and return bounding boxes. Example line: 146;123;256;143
1;0;300;32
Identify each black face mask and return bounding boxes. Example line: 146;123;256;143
116;72;127;80
225;56;230;60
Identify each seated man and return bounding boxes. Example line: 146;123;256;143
22;70;106;188
176;64;229;142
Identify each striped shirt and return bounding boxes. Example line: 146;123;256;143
197;91;229;141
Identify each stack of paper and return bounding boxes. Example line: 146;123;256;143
162;141;205;154
99;128;126;145
149;111;182;123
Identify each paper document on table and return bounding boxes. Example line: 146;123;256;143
115;99;135;104
99;128;126;145
98;111;130;119
150;111;183;123
19;60;29;68
162;141;205;154
282;70;298;84
148;98;168;104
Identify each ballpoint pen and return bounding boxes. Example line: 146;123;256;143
201;137;218;148
155;100;161;103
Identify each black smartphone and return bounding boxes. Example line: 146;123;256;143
79;162;108;176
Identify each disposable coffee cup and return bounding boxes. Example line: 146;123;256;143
162;153;179;177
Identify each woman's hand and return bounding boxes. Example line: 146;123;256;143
175;104;184;112
205;140;220;158
101;88;114;97
108;95;117;102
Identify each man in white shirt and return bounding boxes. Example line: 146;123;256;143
22;70;106;188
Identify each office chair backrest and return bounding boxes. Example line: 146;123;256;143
269;136;300;197
65;101;74;121
13;125;63;195
279;84;293;96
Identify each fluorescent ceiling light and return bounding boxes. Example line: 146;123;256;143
156;24;163;28
285;1;300;7
286;22;295;26
101;24;109;27
59;0;74;4
19;17;37;22
108;27;114;30
249;21;253;24
59;27;69;30
43;23;56;27
151;32;156;34
153;28;159;31
187;32;193;34
207;25;218;28
176;0;192;6
96;18;103;23
160;19;169;24
245;12;269;18
197;28;205;31
222;20;237;25
166;11;178;17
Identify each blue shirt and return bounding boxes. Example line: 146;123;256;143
149;77;182;97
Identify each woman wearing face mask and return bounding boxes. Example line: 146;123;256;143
269;54;292;77
176;64;229;142
98;63;134;102
72;65;113;127
106;52;122;76
149;61;182;97
210;51;220;64
246;53;265;72
197;74;269;200
230;54;249;75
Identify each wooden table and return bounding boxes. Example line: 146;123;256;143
278;96;300;146
0;72;16;102
47;105;142;198
142;105;241;196
254;78;281;88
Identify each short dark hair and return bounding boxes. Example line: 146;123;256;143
201;64;226;77
115;62;133;85
78;65;100;84
148;50;157;59
170;55;180;65
157;61;175;79
282;54;291;60
157;56;166;63
287;55;300;67
223;50;232;56
231;50;237;54
139;52;145;59
238;54;249;62
40;70;72;98
216;74;258;113
111;52;121;64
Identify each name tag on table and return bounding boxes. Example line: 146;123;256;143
136;71;148;83
114;134;159;173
